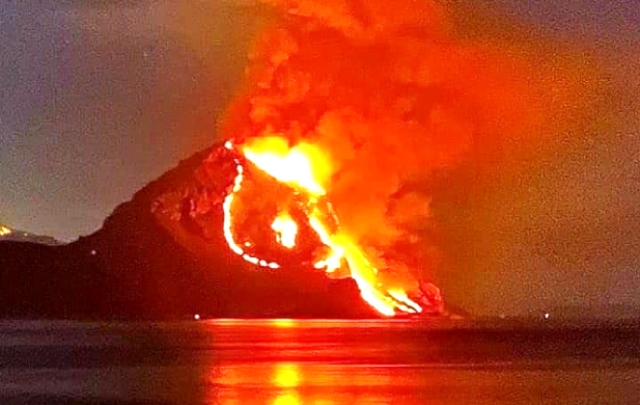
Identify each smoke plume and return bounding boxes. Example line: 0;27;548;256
220;0;603;296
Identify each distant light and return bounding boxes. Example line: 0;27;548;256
0;226;12;237
194;314;201;320
90;250;97;256
544;313;550;320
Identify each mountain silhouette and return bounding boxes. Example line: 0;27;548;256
1;143;419;320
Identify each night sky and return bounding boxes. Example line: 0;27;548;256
1;1;639;315
0;1;257;240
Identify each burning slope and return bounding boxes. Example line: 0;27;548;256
213;0;595;316
221;138;430;316
215;0;469;317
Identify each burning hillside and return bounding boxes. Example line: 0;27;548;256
211;0;469;316
220;138;438;316
149;141;444;317
208;0;595;316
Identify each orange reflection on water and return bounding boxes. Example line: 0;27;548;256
201;320;406;404
270;318;296;328
207;360;345;404
272;363;301;405
273;363;301;388
272;392;300;405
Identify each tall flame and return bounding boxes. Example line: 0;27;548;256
222;137;423;316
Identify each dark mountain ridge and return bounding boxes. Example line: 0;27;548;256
0;143;415;320
0;225;61;246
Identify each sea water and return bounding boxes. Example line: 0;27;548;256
0;319;638;404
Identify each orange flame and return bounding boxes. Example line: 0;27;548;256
222;137;422;316
242;137;330;196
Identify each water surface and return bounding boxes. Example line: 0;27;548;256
0;319;638;404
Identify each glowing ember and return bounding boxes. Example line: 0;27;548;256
222;138;423;316
222;157;281;269
272;212;298;249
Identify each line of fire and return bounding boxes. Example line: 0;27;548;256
219;138;444;317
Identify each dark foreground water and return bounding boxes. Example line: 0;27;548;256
0;319;638;404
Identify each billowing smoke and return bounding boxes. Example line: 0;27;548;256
220;0;603;301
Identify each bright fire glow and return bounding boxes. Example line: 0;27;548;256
222;137;423;316
0;225;12;237
272;212;298;249
243;137;328;196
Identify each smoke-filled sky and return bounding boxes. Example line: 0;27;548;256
1;1;639;316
